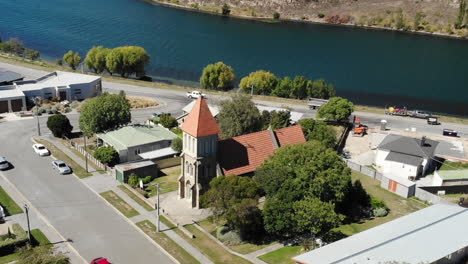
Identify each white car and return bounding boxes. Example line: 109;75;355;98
0;157;9;170
186;91;206;99
0;205;5;222
33;144;50;156
52;160;72;174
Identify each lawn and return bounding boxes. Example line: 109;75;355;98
439;161;468;170
31;229;51;247
258;246;302;264
198;219;277;255
441;193;468;204
34;138;92;178
337;171;427;236
0;253;20;264
147;167;180;196
117;185;155;211
0;186;23;216
100;190;139;218
136;220;200;264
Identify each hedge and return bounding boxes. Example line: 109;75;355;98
0;224;29;256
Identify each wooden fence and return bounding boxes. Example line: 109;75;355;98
63;136;107;171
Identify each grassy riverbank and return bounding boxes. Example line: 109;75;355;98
2;54;468;125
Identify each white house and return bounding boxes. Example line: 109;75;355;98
0;71;101;113
375;134;438;181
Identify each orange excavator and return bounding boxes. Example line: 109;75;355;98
353;116;368;137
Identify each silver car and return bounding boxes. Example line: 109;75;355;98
52;160;72;174
0;157;9;170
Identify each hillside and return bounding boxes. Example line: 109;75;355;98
154;0;468;37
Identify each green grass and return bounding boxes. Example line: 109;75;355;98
337;171;427;236
441;193;468;204
176;224;252;264
147;167;180;196
0;252;20;264
439;161;468;170
100;190;139;218
0;186;23;216
258;246;302;264
136;220;200;264
34;138;92;178
31;229;51;247
117;185;155;211
57;139;105;174
160;215;177;229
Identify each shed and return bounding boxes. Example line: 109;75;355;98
114;160;157;183
380;173;416;198
433;170;468;186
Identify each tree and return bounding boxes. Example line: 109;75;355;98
260;110;271;130
273;12;281;20
317;97;354;121
7;38;25;56
200;62;235;90
79;92;131;135
293;197;344;235
307;79;336;99
17;245;70;264
413;12;424;31
272;76;292;98
63;50;81;70
290;76;308;99
217;95;263;138
239;70;279;95
85;46;110;73
105;46;150;77
222;3;231;16
46;114;73;138
93;146;119;166
455;0;466;29
105;48;124;76
171;137;182;152
25;48;40;60
298;118;337;148
159;114;178;129
269;111;291;130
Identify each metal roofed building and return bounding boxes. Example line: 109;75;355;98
293;204;468;264
433;170;468;186
0;71;24;85
97;125;179;163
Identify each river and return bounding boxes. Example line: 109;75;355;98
0;0;467;115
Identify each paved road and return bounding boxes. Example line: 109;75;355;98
0;120;174;264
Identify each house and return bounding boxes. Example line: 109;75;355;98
178;98;306;208
0;71;101;113
114;160;157;183
97;125;179;163
0;71;23;85
375;134;439;181
293;204;468;264
433;170;468;186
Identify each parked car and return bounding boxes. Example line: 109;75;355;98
90;257;111;264
427;116;439;125
51;160;72;174
0;205;5;222
152;112;171;118
32;144;50;156
186;91;205;99
410;110;431;119
0;157;10;170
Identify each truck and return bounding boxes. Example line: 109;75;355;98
186;91;205;99
307;98;329;110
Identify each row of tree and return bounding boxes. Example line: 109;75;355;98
0;37;40;60
200;62;336;100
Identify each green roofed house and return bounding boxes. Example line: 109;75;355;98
97;125;179;163
433;169;468;186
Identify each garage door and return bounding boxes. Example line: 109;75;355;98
10;99;23;112
0;100;8;113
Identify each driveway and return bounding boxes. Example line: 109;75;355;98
0;120;174;264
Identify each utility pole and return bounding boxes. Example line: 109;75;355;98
83;134;88;173
34;97;41;136
154;183;161;232
24;204;31;243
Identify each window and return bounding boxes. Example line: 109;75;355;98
192;138;195;153
74;89;82;95
134;149;141;155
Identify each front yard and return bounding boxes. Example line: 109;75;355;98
0;186;23;216
146;167;180;196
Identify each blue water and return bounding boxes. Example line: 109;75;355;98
1;0;468;114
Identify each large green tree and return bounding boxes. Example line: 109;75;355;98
85;46;110;73
271;76;292;98
317;97;354;121
105;48;124;76
200;62;235;90
308;79;336;99
239;70;279;95
93;146;120;166
269;111;291;130
298;118;337;148
79;92;131;135
63;50;82;70
217;95;263;138
290;76;308;99
47;114;73;138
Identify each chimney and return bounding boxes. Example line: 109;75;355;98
421;136;426;146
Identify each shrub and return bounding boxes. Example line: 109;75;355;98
373;207;388;217
222;3;231;16
159;114;178;129
128;173;139;187
190;3;199;9
170;128;183;137
142;175;152;184
93;146;119;166
216;226;242;245
318;13;325;18
273;12;280;20
370;197;387;209
46;114;73;138
55;59;63;66
171;137;182;152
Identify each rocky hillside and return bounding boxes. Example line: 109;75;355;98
156;0;468;37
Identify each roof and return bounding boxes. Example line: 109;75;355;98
378;134;438;158
385;152;423;166
115;160;155;171
218;125;306;176
181;98;220;137
98;125;178;152
138;147;179;160
0;71;23;83
182;100;220;116
16;71;100;92
293;204;468;264
0;85;25;99
436;170;468;180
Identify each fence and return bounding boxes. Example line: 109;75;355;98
63;137;107;171
155;156;180;169
344;160;383;181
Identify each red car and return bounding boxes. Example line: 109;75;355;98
90;258;111;264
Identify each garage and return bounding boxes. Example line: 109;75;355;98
0;100;8;113
11;99;23;112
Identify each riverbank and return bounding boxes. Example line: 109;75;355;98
146;0;468;40
1;54;468;125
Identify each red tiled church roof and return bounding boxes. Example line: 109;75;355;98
181;98;220;137
218;125;306;176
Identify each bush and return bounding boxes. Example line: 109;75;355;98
128;173;139;187
142;175;152;184
171;128;183;137
55;59;63;66
93;146;119;166
273;12;280;20
370;197;387;209
373;207;388;217
318;13;325;18
159;114;178;129
222;3;231;16
46;114;73;138
171;137;182;152
216;226;242;245
0;224;28;256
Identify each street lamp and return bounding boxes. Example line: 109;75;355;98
154;182;164;232
24;204;31;243
34;97;41;136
